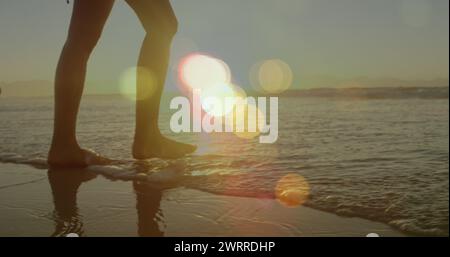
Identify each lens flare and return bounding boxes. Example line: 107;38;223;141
200;82;238;117
119;66;157;101
232;84;248;99
178;53;231;92
225;102;266;140
275;173;310;207
250;59;293;94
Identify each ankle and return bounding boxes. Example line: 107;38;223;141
49;140;80;152
134;130;162;143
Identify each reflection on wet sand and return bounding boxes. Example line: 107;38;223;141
48;168;93;236
0;162;407;237
134;181;164;237
48;167;164;237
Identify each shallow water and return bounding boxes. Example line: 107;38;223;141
0;95;448;236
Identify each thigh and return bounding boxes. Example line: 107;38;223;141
67;0;115;42
125;0;177;31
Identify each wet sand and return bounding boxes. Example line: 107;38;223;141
0;163;405;237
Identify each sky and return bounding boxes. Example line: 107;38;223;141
0;0;448;94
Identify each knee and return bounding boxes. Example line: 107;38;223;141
166;18;179;37
142;15;178;40
65;30;102;57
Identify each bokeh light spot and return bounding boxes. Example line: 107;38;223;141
178;53;231;92
225;103;265;140
250;59;293;94
201;82;238;117
119;66;157;101
275;173;310;207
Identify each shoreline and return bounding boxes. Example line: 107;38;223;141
0;163;406;237
0;86;448;99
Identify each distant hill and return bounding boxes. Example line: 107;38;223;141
301;77;449;89
278;87;449;99
0;79;448;99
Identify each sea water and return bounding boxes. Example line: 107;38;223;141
0;95;448;236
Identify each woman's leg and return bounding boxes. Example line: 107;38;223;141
48;168;97;236
48;0;115;167
134;182;164;237
126;0;196;159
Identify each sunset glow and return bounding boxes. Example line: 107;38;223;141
178;53;231;92
250;59;293;94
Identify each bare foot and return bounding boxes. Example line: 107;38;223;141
48;147;111;168
132;136;197;160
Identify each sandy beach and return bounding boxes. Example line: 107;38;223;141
0;163;405;237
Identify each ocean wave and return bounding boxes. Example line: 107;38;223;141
1;152;448;236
